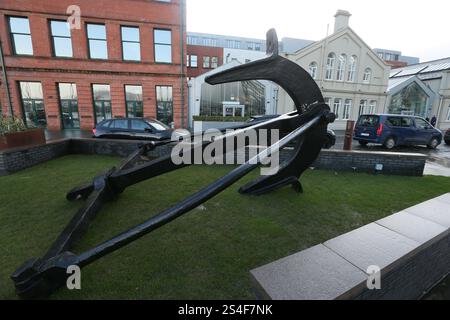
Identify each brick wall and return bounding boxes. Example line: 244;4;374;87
187;45;224;78
0;0;188;130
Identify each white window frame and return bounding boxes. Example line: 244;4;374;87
309;62;318;79
359;100;368;116
363;68;372;83
369;100;377;114
347;55;357;82
337;54;346;81
333;98;342;120
343;99;352;120
325;53;335;80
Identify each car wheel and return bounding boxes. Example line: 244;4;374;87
358;141;368;147
384;137;396;150
428;137;439;149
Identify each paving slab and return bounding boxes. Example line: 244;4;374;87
250;244;367;300
376;211;448;244
434;193;450;205
324;223;419;273
404;199;450;228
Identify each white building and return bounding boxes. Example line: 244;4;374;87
387;58;450;130
278;10;390;130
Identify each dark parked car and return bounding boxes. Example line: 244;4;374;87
445;128;450;145
354;114;443;150
247;115;336;149
93;118;178;141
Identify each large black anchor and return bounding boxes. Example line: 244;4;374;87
11;29;335;299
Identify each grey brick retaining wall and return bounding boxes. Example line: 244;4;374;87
0;139;427;177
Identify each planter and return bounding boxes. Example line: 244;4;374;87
0;128;46;151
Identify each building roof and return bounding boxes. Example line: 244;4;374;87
387;75;435;99
390;57;450;78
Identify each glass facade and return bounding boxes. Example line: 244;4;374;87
199;80;265;117
388;82;429;117
19;82;46;127
58;83;79;129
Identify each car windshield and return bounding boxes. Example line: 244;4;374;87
357;115;379;127
146;120;170;131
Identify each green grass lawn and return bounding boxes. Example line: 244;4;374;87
1;155;450;299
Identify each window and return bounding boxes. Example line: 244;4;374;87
347;55;357;82
156;86;173;126
255;43;261;51
87;24;108;59
190;55;198;67
415;118;429;130
19;82;46;127
369;100;377;114
309;62;318;79
333;99;342;120
363;68;372;83
186;55;190;67
8;17;33;55
131;119;150;131
343;99;352;120
337;54;346;81
121;26;140;61
325;53;335;80
113;119;129;129
447;105;450;121
359;100;368;116
211;57;218;68
58;83;79;129
324;97;332;107
226;40;240;49
92;84;112;123
203;56;210;68
154;29;172;63
125;85;143;118
386;117;402;127
401;117;414;127
50;20;72;57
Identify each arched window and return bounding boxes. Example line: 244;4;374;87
363;68;372;83
347;55;357;82
333;98;342;119
309;62;318;79
337;54;346;81
325;53;335;80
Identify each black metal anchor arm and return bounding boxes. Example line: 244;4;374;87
12;28;335;299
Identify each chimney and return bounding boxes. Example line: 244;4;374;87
334;10;351;33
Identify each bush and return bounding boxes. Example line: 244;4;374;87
193;115;250;123
0;115;28;136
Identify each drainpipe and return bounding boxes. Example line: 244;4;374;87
180;0;186;128
0;40;13;116
436;94;444;128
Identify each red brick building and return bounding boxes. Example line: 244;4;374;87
0;0;187;131
187;45;223;78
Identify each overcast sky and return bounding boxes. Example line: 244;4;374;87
186;0;450;62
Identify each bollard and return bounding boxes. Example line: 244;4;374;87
343;120;355;151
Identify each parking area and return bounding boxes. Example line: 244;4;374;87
332;130;450;168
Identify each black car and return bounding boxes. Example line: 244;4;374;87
93;118;178;141
247;115;336;149
445;128;450;145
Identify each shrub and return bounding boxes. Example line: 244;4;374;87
0;115;28;136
